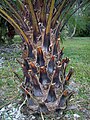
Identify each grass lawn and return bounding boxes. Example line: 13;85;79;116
61;37;90;119
0;37;90;119
62;37;90;97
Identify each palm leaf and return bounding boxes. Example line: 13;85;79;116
17;0;25;12
46;0;55;35
0;8;29;44
3;0;27;29
60;0;90;32
40;0;46;26
51;0;66;28
27;0;39;33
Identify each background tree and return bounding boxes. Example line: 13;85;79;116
0;17;7;43
75;3;90;37
64;1;90;37
0;17;15;43
0;0;89;115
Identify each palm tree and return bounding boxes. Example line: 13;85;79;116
0;0;89;114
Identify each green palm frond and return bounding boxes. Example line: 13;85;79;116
27;0;39;33
46;0;55;34
0;8;29;44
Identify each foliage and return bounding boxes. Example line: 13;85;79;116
0;17;7;43
0;17;15;43
65;2;90;37
75;4;90;37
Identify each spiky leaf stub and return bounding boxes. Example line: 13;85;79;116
19;32;74;114
14;0;75;114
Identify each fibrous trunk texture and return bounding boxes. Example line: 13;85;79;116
0;0;76;114
18;24;74;114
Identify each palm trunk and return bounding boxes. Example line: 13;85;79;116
0;0;89;115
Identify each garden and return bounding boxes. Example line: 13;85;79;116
0;0;90;120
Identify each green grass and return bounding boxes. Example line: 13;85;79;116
0;36;22;108
0;37;90;119
61;37;90;119
62;37;90;95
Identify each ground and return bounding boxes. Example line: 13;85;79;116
0;37;90;120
